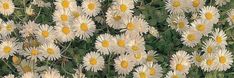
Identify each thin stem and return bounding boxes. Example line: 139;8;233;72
61;41;72;54
34;8;42;21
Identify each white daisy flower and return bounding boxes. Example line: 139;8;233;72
55;23;75;42
40;43;61;61
41;68;64;78
95;33;114;55
192;51;203;67
191;19;212;36
181;28;202;47
215;0;230;6
133;65;150;78
113;34;129;55
20;21;39;38
22;72;39;78
53;9;71;24
165;71;186;78
16;60;37;74
3;74;14;78
106;8;125;29
146;62;163;78
173;15;189;33
113;0;134;14
146;50;157;63
170;50;192;74
122;16;147;36
2;20;16;36
165;0;186;14
211;28;227;48
0;0;15;16
83;52;104;72
71;6;83;19
227;9;234;25
215;49;233;71
73;15;96;40
188;0;204;12
0;38;21;59
200;6;220;24
24;47;44;61
82;0;101;16
114;54;135;75
126;34;145;53
54;0;77;10
200;54;218;72
36;24;56;43
130;51;147;65
202;39;217;55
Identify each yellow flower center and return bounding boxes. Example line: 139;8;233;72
102;40;109;47
207;46;213;54
22;65;32;73
195;55;202;62
42;31;49;38
131;45;139;52
172;75;179;78
117;39;125;47
120;60;128;68
216;36;222;44
219;56;226;64
192;0;200;7
89;58;97;65
172;0;181;7
113;15;121;21
139;72;146;78
3;46;11;54
149;67;156;75
146;55;154;62
127;22;135;31
72;12;80;18
178;21;185;29
60;14;68;22
31;49;38;56
80;23;89;32
88;3;95;10
12;55;21;65
134;53;142;60
205;12;213;20
62;26;70;35
61;0;70;8
120;4;127;12
196;24;205;32
3;2;9;9
206;59;213;66
176;64;184;71
187;34;196;42
6;24;12;31
47;48;55;55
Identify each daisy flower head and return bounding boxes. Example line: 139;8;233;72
2;20;16;36
41;68;64;78
192;51;204;67
126;34;145;54
200;6;220;24
0;0;15;16
24;47;44;61
211;28;227;48
171;15;189;33
82;0;101;17
0;38;21;59
170;50;192;74
83;52;104;72
215;49;233;71
165;0;186;14
146;62;163;78
113;0;134;14
113;34;130;55
182;28;202;47
202;39;217;55
22;72;39;78
53;9;71;24
133;65;150;78
73;15;96;40
95;33;114;55
16;60;37;74
70;6;83;19
200;54;218;72
191;19;212;36
121;16;144;36
145;50;157;63
188;0;204;12
136;17;150;35
114;54;135;75
227;9;234;25
54;0;77;10
165;71;186;78
36;24;56;43
3;74;14;78
106;8;125;29
55;23;75;42
130;51;147;65
215;0;230;6
12;55;21;65
40;43;61;61
20;21;39;38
